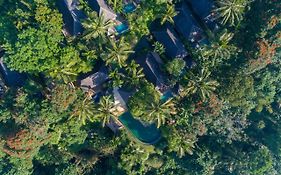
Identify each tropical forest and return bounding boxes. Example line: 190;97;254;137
0;0;280;174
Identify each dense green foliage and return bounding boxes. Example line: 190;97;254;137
0;0;280;174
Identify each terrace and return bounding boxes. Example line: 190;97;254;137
106;87;162;145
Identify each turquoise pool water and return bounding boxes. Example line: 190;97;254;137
118;112;161;144
123;3;136;13
115;23;129;34
160;91;174;102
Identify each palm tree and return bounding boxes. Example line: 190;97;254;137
181;68;219;102
159;3;178;25
125;61;145;87
214;0;249;26
70;96;95;125
153;41;165;56
95;96;116;127
146;98;177;128
201;30;237;65
107;0;123;13
167;127;197;157
50;68;77;84
102;37;134;67
109;68;125;88
82;12;113;42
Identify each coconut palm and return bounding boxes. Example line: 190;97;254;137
82;12;113;42
125;61;145;87
167;127;197;157
50;68;77;84
102;37;134;67
95;95;116;127
214;0;249;26
109;68;125;88
153;41;165;55
107;0;123;13
146;98;177;128
201;30;237;65
70;96;95;125
159;3;178;25
182;68;219;102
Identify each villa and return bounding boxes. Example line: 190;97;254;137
87;0;117;21
57;0;86;36
185;0;219;31
152;24;188;59
109;86;161;144
135;52;169;93
174;1;206;47
87;0;129;35
79;66;109;99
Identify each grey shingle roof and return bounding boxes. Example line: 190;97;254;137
87;0;117;21
136;52;168;92
174;2;204;43
185;0;214;20
80;67;109;93
152;25;188;59
185;0;218;31
57;0;86;36
0;58;26;87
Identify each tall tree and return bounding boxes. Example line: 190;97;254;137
200;30;238;66
70;95;95;125
159;3;178;25
125;61;145;88
214;0;249;26
102;37;134;67
145;98;176;128
82;12;112;42
181;68;219;102
95;96;116;127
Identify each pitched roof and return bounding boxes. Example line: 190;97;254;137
152;25;188;59
185;0;218;31
0;47;4;57
183;56;197;69
174;2;204;43
87;0;117;21
0;58;26;87
0;75;5;97
57;0;86;36
185;0;214;20
117;89;133;104
80;67;109;93
136;52;168;91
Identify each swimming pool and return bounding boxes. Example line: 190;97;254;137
115;23;129;34
123;3;136;13
118;112;161;144
160;91;174;102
